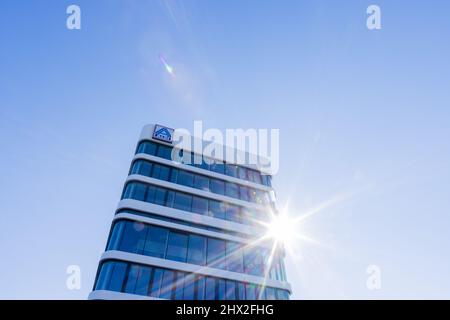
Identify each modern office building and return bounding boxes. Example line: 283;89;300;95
89;124;291;300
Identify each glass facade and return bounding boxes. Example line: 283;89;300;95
95;260;290;300
122;181;271;226
136;140;273;187
115;209;260;239
92;126;290;300
131;159;271;205
107;219;287;281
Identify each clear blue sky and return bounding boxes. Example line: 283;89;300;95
1;0;449;299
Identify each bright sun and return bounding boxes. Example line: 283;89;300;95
266;214;297;245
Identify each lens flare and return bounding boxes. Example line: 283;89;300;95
159;54;175;76
265;214;297;245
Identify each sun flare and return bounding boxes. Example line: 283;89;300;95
265;213;297;246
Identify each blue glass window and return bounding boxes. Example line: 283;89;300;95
137;141;157;155
239;186;250;202
145;185;156;202
166;231;188;262
119;221;147;254
183;275;195;300
134;266;151;296
247;169;255;182
154;187;167;205
240;207;255;226
255;189;268;205
149;268;164;297
238;167;248;180
244;247;256;276
123;182;147;201
187;234;206;266
217;279;226;300
159;270;174;299
207;238;226;269
124;265;139;294
261;247;271;276
237;282;246;300
205;277;215;300
248;169;262;184
196;276;206;300
244;247;265;276
245;283;256;300
276;289;289;300
107;221;125;251
270;260;278;280
169;168;178;184
225;182;239;199
226;241;243;273
151;163;170;181
225;164;238;177
174;272;185;300
177;170;194;188
261;174;272;187
254;172;262;184
265;287;276;300
255;285;263;300
156;144;172;160
108;262;127;292
248;188;258;203
210;178;225;195
194;174;209;191
226;280;236;300
166;190;175;207
280;259;287;282
192;196;208;215
95;261;114;290
131;160;152;176
209;200;225;220
143;225;168;258
225;204;241;224
173;193;192;212
210;161;225;174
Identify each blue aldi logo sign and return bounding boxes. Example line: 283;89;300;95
152;124;174;144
